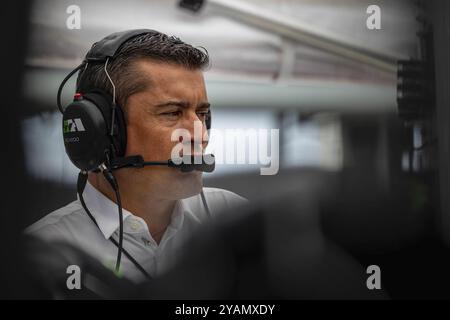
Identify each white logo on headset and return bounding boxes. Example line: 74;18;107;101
64;118;86;133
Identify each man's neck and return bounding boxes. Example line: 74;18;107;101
87;173;176;244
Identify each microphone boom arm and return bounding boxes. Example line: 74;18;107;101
107;154;215;173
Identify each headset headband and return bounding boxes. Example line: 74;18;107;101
85;29;154;62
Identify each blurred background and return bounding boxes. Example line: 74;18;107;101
3;0;450;299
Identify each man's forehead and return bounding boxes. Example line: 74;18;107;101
129;59;208;105
133;59;206;99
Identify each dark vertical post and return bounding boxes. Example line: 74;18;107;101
429;0;450;245
0;1;31;298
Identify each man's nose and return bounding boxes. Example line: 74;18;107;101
183;111;207;142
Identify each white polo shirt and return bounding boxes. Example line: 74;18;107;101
26;182;247;283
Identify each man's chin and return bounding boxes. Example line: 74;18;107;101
173;170;203;199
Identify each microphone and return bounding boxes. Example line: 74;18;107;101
107;154;216;173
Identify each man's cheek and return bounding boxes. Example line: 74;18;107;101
165;141;184;159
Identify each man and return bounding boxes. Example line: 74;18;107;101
26;30;247;283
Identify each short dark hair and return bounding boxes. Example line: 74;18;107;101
76;30;210;120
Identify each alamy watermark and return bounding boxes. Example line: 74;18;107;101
66;264;81;290
66;5;81;30
366;264;381;290
171;121;279;175
366;5;381;30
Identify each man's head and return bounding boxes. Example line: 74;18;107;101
80;30;211;200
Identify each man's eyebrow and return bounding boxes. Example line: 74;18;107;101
155;101;190;108
155;101;210;109
197;102;211;109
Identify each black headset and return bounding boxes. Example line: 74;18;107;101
57;29;214;278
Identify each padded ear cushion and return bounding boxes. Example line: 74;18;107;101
83;91;127;157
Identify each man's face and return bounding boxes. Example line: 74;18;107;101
120;59;210;200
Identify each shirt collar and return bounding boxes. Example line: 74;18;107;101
78;181;193;240
78;181;134;239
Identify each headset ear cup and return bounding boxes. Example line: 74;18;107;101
62;98;110;171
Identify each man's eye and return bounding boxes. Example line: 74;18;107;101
196;111;209;121
161;111;182;118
